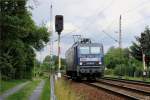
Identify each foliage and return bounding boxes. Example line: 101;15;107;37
104;69;114;76
130;43;142;61
105;59;143;77
105;47;143;77
41;55;66;71
33;60;42;77
113;64;139;77
130;26;150;67
105;27;150;78
105;47;129;69
0;0;50;80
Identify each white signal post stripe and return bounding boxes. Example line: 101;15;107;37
58;34;61;78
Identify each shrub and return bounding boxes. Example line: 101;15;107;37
104;69;114;75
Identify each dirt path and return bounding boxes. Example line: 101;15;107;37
29;80;45;100
0;82;29;100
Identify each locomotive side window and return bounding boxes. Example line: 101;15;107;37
79;47;89;54
91;47;101;54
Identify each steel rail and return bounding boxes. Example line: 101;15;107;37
64;74;150;99
85;82;150;100
103;77;150;86
84;81;150;100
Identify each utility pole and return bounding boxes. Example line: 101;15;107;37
50;4;53;77
119;15;122;48
102;15;122;48
49;5;55;100
119;15;123;77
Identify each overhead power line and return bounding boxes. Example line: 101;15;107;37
79;0;115;34
53;30;77;42
102;30;118;43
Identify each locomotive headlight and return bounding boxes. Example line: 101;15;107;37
80;62;83;65
99;62;102;64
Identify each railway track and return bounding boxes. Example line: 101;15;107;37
84;78;150;100
64;74;150;99
103;77;150;86
99;77;150;92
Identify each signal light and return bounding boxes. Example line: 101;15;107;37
55;15;63;34
80;62;83;65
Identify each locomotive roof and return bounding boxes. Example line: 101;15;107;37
66;42;103;54
72;42;103;48
65;38;103;55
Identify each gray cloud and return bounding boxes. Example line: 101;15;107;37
30;0;150;61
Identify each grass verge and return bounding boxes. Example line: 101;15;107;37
55;79;84;100
6;79;41;100
0;80;26;94
40;78;50;100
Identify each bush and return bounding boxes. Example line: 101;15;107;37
147;68;150;78
114;64;124;76
104;69;114;75
114;64;133;76
134;67;143;77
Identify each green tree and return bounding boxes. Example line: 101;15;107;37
130;27;150;67
105;47;125;69
104;47;142;77
42;55;66;71
0;0;50;80
130;43;142;61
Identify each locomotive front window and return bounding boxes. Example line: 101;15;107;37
91;47;101;54
80;47;90;54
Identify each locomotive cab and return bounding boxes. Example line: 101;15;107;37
77;43;104;79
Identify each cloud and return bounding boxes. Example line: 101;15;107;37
46;21;79;33
32;0;150;61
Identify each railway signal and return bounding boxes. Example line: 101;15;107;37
55;15;63;78
55;15;63;34
140;33;149;78
141;33;147;52
145;56;150;62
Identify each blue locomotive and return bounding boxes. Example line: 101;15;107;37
65;38;104;80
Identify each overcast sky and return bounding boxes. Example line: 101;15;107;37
29;0;150;61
